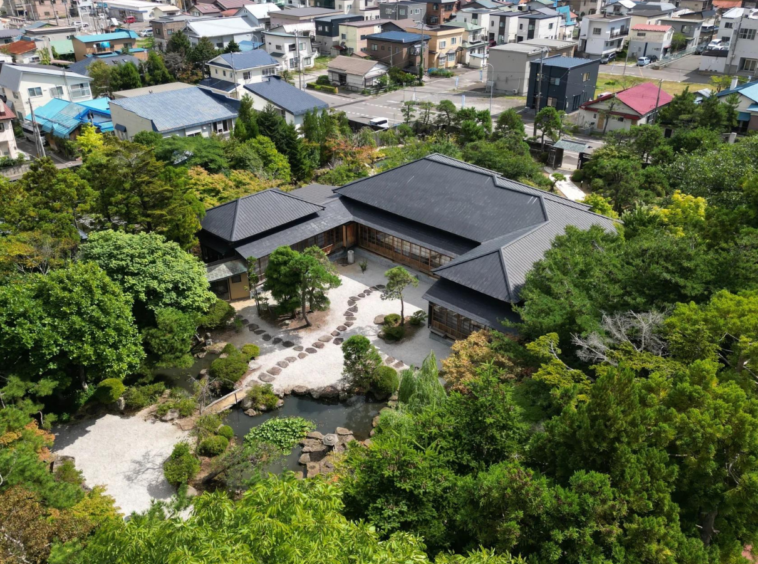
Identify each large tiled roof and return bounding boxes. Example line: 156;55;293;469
74;30;139;42
366;31;429;42
328;55;385;75
243;77;328;116
536;55;598;68
110;86;239;133
203;189;325;243
212;50;279;69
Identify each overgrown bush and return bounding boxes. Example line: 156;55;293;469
163;442;200;487
316;75;331;86
409;310;427;326
54;460;84;486
123;382;166;410
156;388;197;417
245;417;315;451
342;335;383;391
222;343;237;355
210;346;248;389
241;344;260;361
429;69;454;78
195;413;222;437
383;324;406;341
217;425;234;440
370;366;399;399
198;298;235;330
384;313;401;326
199;435;229;457
95;378;125;404
247;384;279;411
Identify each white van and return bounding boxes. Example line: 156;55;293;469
369;117;389;130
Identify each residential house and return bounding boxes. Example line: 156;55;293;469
314;13;364;53
215;0;255;12
465;0;515;9
262;27;316;71
453;8;493;33
426;0;459;24
269;7;342;36
526;54;599;111
567;0;602;17
19;0;68;22
100;0;181;22
186;16;262;49
23;25;78;53
603;0;638;16
628;22;672;56
334;19;397;56
486;11;523;44
520;36;577;53
678;0;712;11
0;64;93;121
243;76;328;127
0;29;22;45
579;13;631;55
554;4;578;38
189;3;222;15
0;101;18;158
198;153;616;342
403;22;465;67
1;40;38;64
72;30;143;62
366;30;429;69
24;98;112;152
515;9;563;41
327;54;389;89
379;0;428;21
237;3;282;28
67;53;143;76
199;50;279;97
110;86;239;139
577;81;673;131
489;42;546;93
655;16;701;49
446;20;489;64
707;8;758;75
716;78;758;132
112;81;195;98
151;14;203;50
627;2;677;27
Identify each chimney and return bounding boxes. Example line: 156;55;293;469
730;76;738;89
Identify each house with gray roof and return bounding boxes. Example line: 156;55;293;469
109;86;240;140
243;76;328;128
201;50;280;98
199;154;616;340
67;54;142;77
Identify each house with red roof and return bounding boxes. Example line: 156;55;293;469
0;40;38;64
576;82;674;132
628;23;673;59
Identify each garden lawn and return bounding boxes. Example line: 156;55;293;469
597;73;710;96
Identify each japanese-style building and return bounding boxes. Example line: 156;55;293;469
199;155;616;340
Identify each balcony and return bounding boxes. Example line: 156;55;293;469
610;27;629;38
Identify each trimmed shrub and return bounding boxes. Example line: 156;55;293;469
247;384;279;411
383;324;406;341
95;378;125;404
306;83;338;94
384;313;401;326
571;169;585;182
54;460;83;486
409;310;427;327
195;414;223;437
222;343;237;355
429;69;454;78
123;382;166;410
217;425;234;440
241;344;260;361
199;298;235;329
316;74;331;85
371;366;399;399
163;442;200;487
210;348;248;388
198;435;229;457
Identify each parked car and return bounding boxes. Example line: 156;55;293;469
123;15;136;24
637;56;651;66
707;39;729;50
600;52;616;64
369;117;389;130
139;28;152;37
21;122;47;146
73;20;89;28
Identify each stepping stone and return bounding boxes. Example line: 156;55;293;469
358;293;366;298
239;319;250;326
318;335;332;342
346;316;357;321
306;347;317;354
248;325;257;332
260;374;276;383
376;284;385;289
337;325;347;331
331;330;341;337
350;296;360;301
272;337;282;345
286;356;297;363
344;321;354;327
248;361;261;371
374;315;385;325
370;286;378;290
262;334;272;341
277;360;289;369
249;323;259;330
348;300;356;306
343;311;352;317
254;329;266;335
267;366;282;375
348;306;358;313
393;361;405;369
294;345;304;351
333;338;343;345
283;341;295;348
385;356;396;365
298;352;308;359
313;342;325;349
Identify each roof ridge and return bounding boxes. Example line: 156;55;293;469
230;197;242;241
273;189;327;210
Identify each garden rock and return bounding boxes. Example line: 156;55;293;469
376;284;385;289
346;316;356;321
318;335;332;342
302;439;327;454
374;315;385;325
393;361;405;369
358;293;366;298
348;300;355;306
312;342;325;349
307;431;324;440
116;397;126;412
244;409;258;417
337;325;347;331
249;324;259;330
195;351;207;358
199;368;209;377
239;319;249;326
322;433;339;447
272;337;282;345
254;329;266;335
292;385;309;396
276;360;289;369
313;386;340;400
219;353;228;359
305;347;318;354
160;409;179;422
344;321;354;327
248;361;261;371
333;338;343;345
298;352;308;359
259;374;276;383
205;341;228;354
186;486;199;497
331;330;340;336
282;341;294;348
286;356;297;363
348;306;357;313
336;427;352;436
294;345;304;351
262;334;272;341
343;311;352;316
298;453;311;465
267;366;282;375
384;356;396;365
350;296;360;301
321;458;335;473
372;415;380;427
306;462;321;479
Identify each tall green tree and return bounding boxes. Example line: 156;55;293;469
534;106;564;149
142;51;173;85
112;62;141;92
166;29;191;55
263;246;302;315
381;266;418;324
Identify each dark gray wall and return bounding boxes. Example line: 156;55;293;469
526;58;600;112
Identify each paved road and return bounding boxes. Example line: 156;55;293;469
599;54;707;84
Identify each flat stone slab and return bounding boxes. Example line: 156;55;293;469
318;335;332;342
307;431;324;440
305;347;318;354
393;361;405;369
331;330;340;337
384;356;396;365
248;361;261;371
294;345;304;351
249;323;259;330
267;366;282;375
336;427;352;436
262;334;272;341
248;325;257;332
312;342;325;349
282;341;294;348
286;356;297;363
272;337;282;345
298;352;308;359
254;329;266;335
375;284;385;289
348;306;358;313
344;321;354;327
259;374;276;383
337;325;347;331
347;300;356;306
343;311;352;317
239;319;250;326
345;316;357;321
292;385;309;395
358;293;366;298
374;315;385;325
350;296;360;301
370;286;378;290
276;360;289;369
333;338;343;345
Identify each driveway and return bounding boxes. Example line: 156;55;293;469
599;54;706;83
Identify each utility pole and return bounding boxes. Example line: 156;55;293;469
652;77;663;123
531;47;547;137
28;99;45;158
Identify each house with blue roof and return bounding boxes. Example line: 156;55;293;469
366;31;430;71
243;77;328;128
526;55;600;112
200;50;280;99
72;30;142;62
109;86;240;141
24;97;112;148
717;79;758;133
